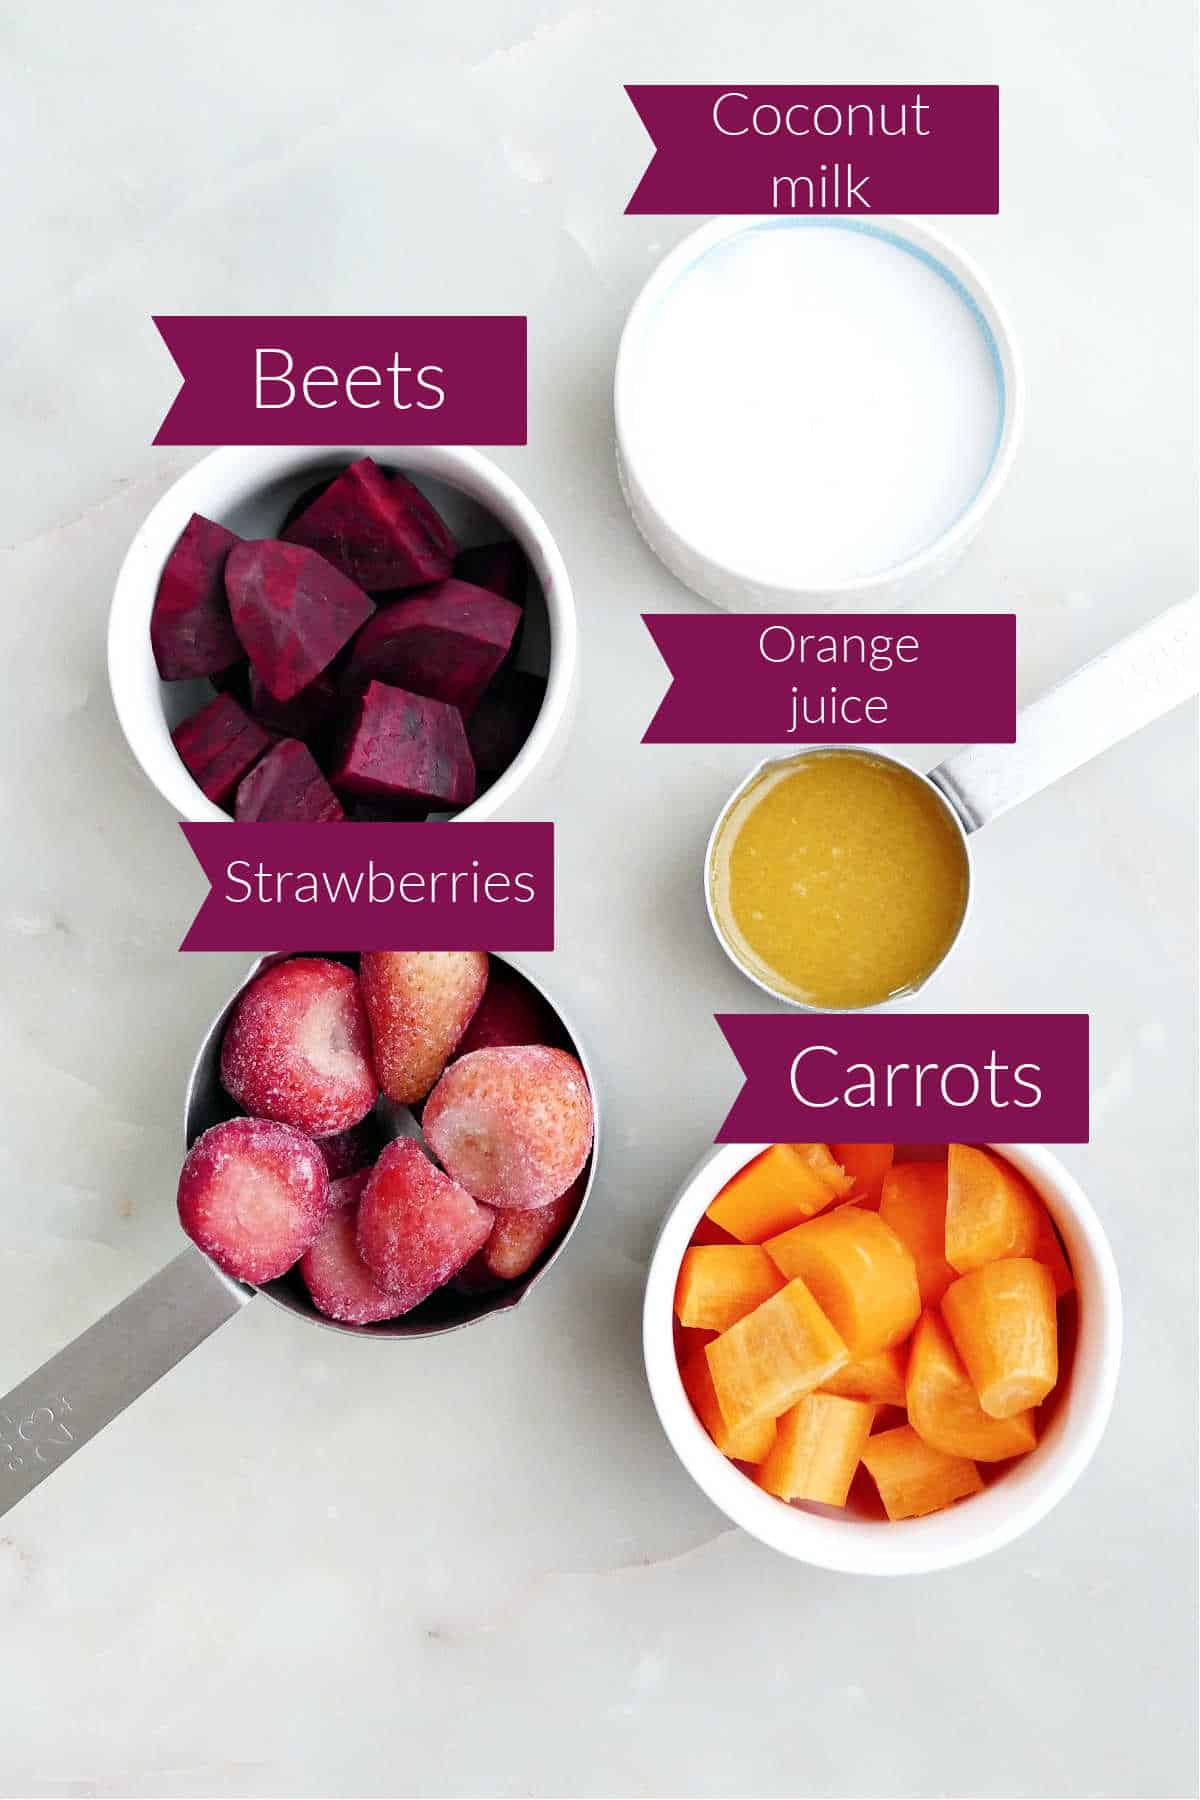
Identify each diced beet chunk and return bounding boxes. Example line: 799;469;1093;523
281;457;456;591
212;659;252;708
279;476;335;534
466;667;546;783
454;540;528;606
225;540;374;702
248;666;339;739
342;580;520;714
171;693;272;805
331;681;476;810
235;739;344;823
151;513;243;680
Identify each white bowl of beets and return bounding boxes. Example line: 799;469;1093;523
108;447;575;823
179;950;597;1334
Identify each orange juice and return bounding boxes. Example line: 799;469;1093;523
708;750;969;1010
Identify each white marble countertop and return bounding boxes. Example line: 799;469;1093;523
1;3;1195;1796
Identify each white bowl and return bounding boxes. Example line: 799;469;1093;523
108;445;576;822
643;1143;1121;1575
615;215;1023;612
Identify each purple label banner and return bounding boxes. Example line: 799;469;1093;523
180;822;553;952
626;86;998;214
153;316;527;445
643;614;1015;744
716;1014;1089;1143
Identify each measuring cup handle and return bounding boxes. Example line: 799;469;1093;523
929;596;1200;833
0;1247;249;1520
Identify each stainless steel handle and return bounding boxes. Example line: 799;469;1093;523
930;596;1200;832
0;1248;248;1520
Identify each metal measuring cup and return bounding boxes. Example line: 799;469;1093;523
0;953;599;1520
706;596;1200;1010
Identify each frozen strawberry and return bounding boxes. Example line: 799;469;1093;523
282;458;456;591
225;539;374;702
483;1175;584;1280
151;512;243;680
359;951;487;1105
171;692;272;806
220;956;378;1136
454;540;527;606
356;1138;493;1312
423;1045;594;1210
327;1168;372;1211
329;681;476;811
177;1116;328;1284
300;1206;405;1324
341;581;520;713
315;1116;382;1180
234;739;344;823
454;962;559;1058
466;668;546;784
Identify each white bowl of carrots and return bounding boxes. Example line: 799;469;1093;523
643;1142;1121;1575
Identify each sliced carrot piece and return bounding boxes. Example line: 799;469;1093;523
756;1393;875;1505
765;1206;921;1357
706;1144;852;1242
1033;1205;1074;1298
861;1424;983;1519
681;1347;777;1464
945;1144;1042;1273
907;1311;1037;1461
675;1324;717;1363
818;1344;907;1407
705;1278;848;1434
674;1244;784;1332
879;1161;956;1307
829;1143;894;1209
942;1258;1058;1419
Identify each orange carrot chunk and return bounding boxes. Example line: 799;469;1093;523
1033;1205;1075;1298
942;1258;1058;1419
681;1348;777;1464
765;1207;921;1357
818;1344;908;1407
756;1393;875;1506
705;1278;848;1434
945;1144;1042;1274
907;1310;1038;1462
706;1144;852;1242
879;1161;957;1307
829;1143;894;1209
674;1244;785;1332
861;1424;984;1519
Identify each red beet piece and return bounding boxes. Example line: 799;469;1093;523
248;665;339;739
316;1117;381;1180
281;457;456;591
454;540;528;606
454;963;559;1059
330;681;476;811
235;739;344;823
423;1046;594;1210
301;1206;405;1324
171;692;272;806
177;1116;328;1284
342;580;520;714
220;956;378;1137
151;513;243;680
225;539;374;702
466;668;546;782
356;1139;493;1312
